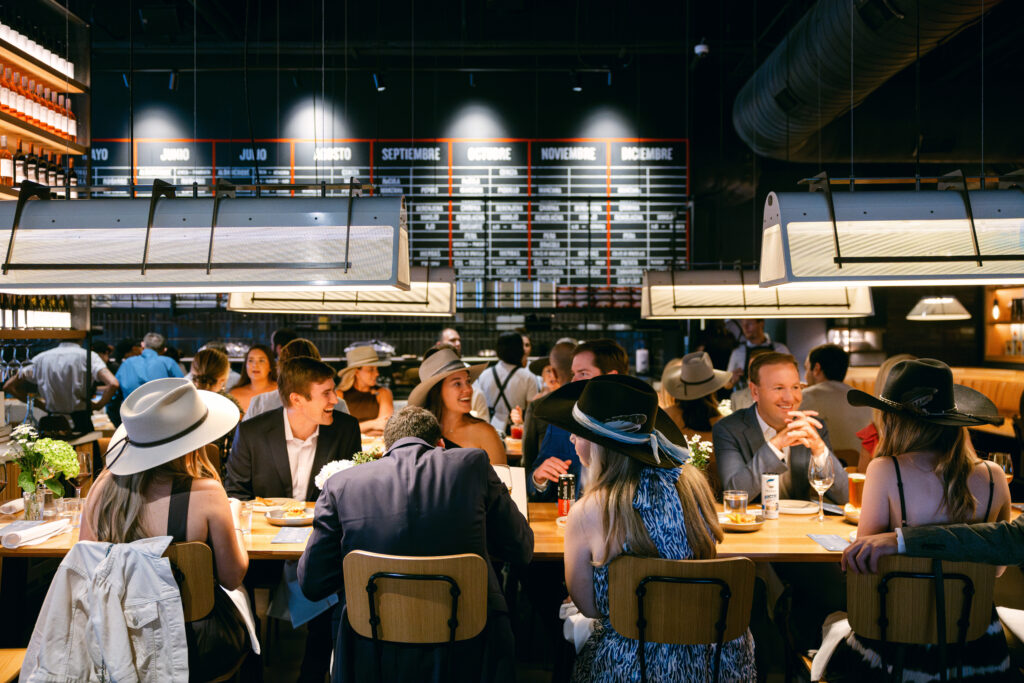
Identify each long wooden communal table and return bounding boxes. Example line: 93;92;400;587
0;502;869;562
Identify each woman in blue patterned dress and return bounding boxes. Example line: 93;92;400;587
534;374;756;682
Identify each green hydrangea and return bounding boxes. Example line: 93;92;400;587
10;433;79;495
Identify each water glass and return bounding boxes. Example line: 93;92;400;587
238;500;253;535
57;496;82;528
723;490;748;517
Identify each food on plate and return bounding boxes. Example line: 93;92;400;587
254;496;277;507
727;511;757;524
282;501;309;518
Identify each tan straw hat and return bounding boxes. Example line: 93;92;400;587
661;351;731;401
407;348;488;407
338;345;392;380
105;378;240;476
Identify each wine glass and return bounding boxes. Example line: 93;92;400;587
991;452;1014;485
808;455;835;523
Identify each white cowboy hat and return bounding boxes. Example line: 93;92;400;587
407;348;488;407
661;351;731;401
105;378;240;476
337;345;392;380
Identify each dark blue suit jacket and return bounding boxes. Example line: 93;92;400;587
526;424;582;501
297;437;533;682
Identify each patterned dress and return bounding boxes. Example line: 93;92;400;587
571;467;757;683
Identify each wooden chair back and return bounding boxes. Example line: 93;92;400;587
343;550;488;644
164;542;216;622
608;555;756;644
848;555;995;644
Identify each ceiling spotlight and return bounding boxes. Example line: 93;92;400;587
694;39;709;59
572;71;583;93
373;73;386;92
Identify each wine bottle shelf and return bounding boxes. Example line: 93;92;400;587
0;37;86;94
0;329;84;340
0;109;84;156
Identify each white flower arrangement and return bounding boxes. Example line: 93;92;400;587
685;434;714;472
314;459;355;490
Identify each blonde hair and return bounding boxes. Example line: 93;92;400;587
872;354;916;433
582;442;722;564
190;348;230;391
876;411;979;523
89;450;219;544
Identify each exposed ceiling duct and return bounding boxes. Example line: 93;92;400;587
733;0;1003;162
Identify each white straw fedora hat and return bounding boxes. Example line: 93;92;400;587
407;348;488;407
105;378;241;476
337;345;391;380
661;351;731;401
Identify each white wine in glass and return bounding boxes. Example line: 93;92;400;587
808;455;835;523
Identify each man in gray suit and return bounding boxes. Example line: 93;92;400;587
713;351;849;504
844;514;1024;573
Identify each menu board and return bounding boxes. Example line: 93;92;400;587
88;137;688;290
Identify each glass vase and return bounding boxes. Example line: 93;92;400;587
23;486;47;521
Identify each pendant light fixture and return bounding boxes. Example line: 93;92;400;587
0;185;410;294
641;270;873;319
227;267;455;316
905;296;971;321
759;182;1024;289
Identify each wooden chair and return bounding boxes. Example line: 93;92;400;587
343;550;488;682
607;556;756;683
163;542;216;622
847;555;996;682
0;649;26;683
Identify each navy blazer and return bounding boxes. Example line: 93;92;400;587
712;405;848;504
225;407;360;502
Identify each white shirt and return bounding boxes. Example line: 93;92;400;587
19;342;108;414
474;361;539;432
283;411;319;500
755;407;791;465
726;335;791;374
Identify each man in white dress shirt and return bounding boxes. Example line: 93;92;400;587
725;319;791;393
474;331;539;434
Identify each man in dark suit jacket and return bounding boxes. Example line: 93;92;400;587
844;514;1024;573
226;357;360;502
298;406;534;683
713;351;848;504
225;356;360;683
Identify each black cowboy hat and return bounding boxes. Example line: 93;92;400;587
847;358;1003;427
532;374;688;469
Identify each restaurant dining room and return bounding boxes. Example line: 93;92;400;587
0;0;1022;681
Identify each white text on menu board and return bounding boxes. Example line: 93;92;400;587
620;147;674;161
313;147;353;161
381;147;442;161
540;147;597;161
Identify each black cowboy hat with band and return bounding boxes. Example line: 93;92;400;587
533;374;690;469
847;358;1003;427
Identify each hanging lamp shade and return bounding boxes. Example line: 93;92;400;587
905;296;971;321
0;194;409;294
760;189;1024;288
227;267;455;316
640;270;873;319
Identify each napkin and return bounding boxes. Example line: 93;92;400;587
559;601;596;653
0;498;25;515
1;518;71;549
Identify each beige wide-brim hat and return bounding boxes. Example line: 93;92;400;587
338;345;392;381
661;351;731;401
105;378;240;476
407;348;488;407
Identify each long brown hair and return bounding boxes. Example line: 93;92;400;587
583;442;722;564
89;450;219;543
876;411;979;523
234;344;277;388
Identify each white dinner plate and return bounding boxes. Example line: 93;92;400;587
718;512;764;533
778;499;819;515
264;509;314;527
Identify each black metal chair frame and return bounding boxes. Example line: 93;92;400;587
634;575;731;683
364;570;462;683
875;559;975;683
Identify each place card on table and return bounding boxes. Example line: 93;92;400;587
807;534;850;552
271;527;312;544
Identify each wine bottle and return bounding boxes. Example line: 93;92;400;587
0;135;12;187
